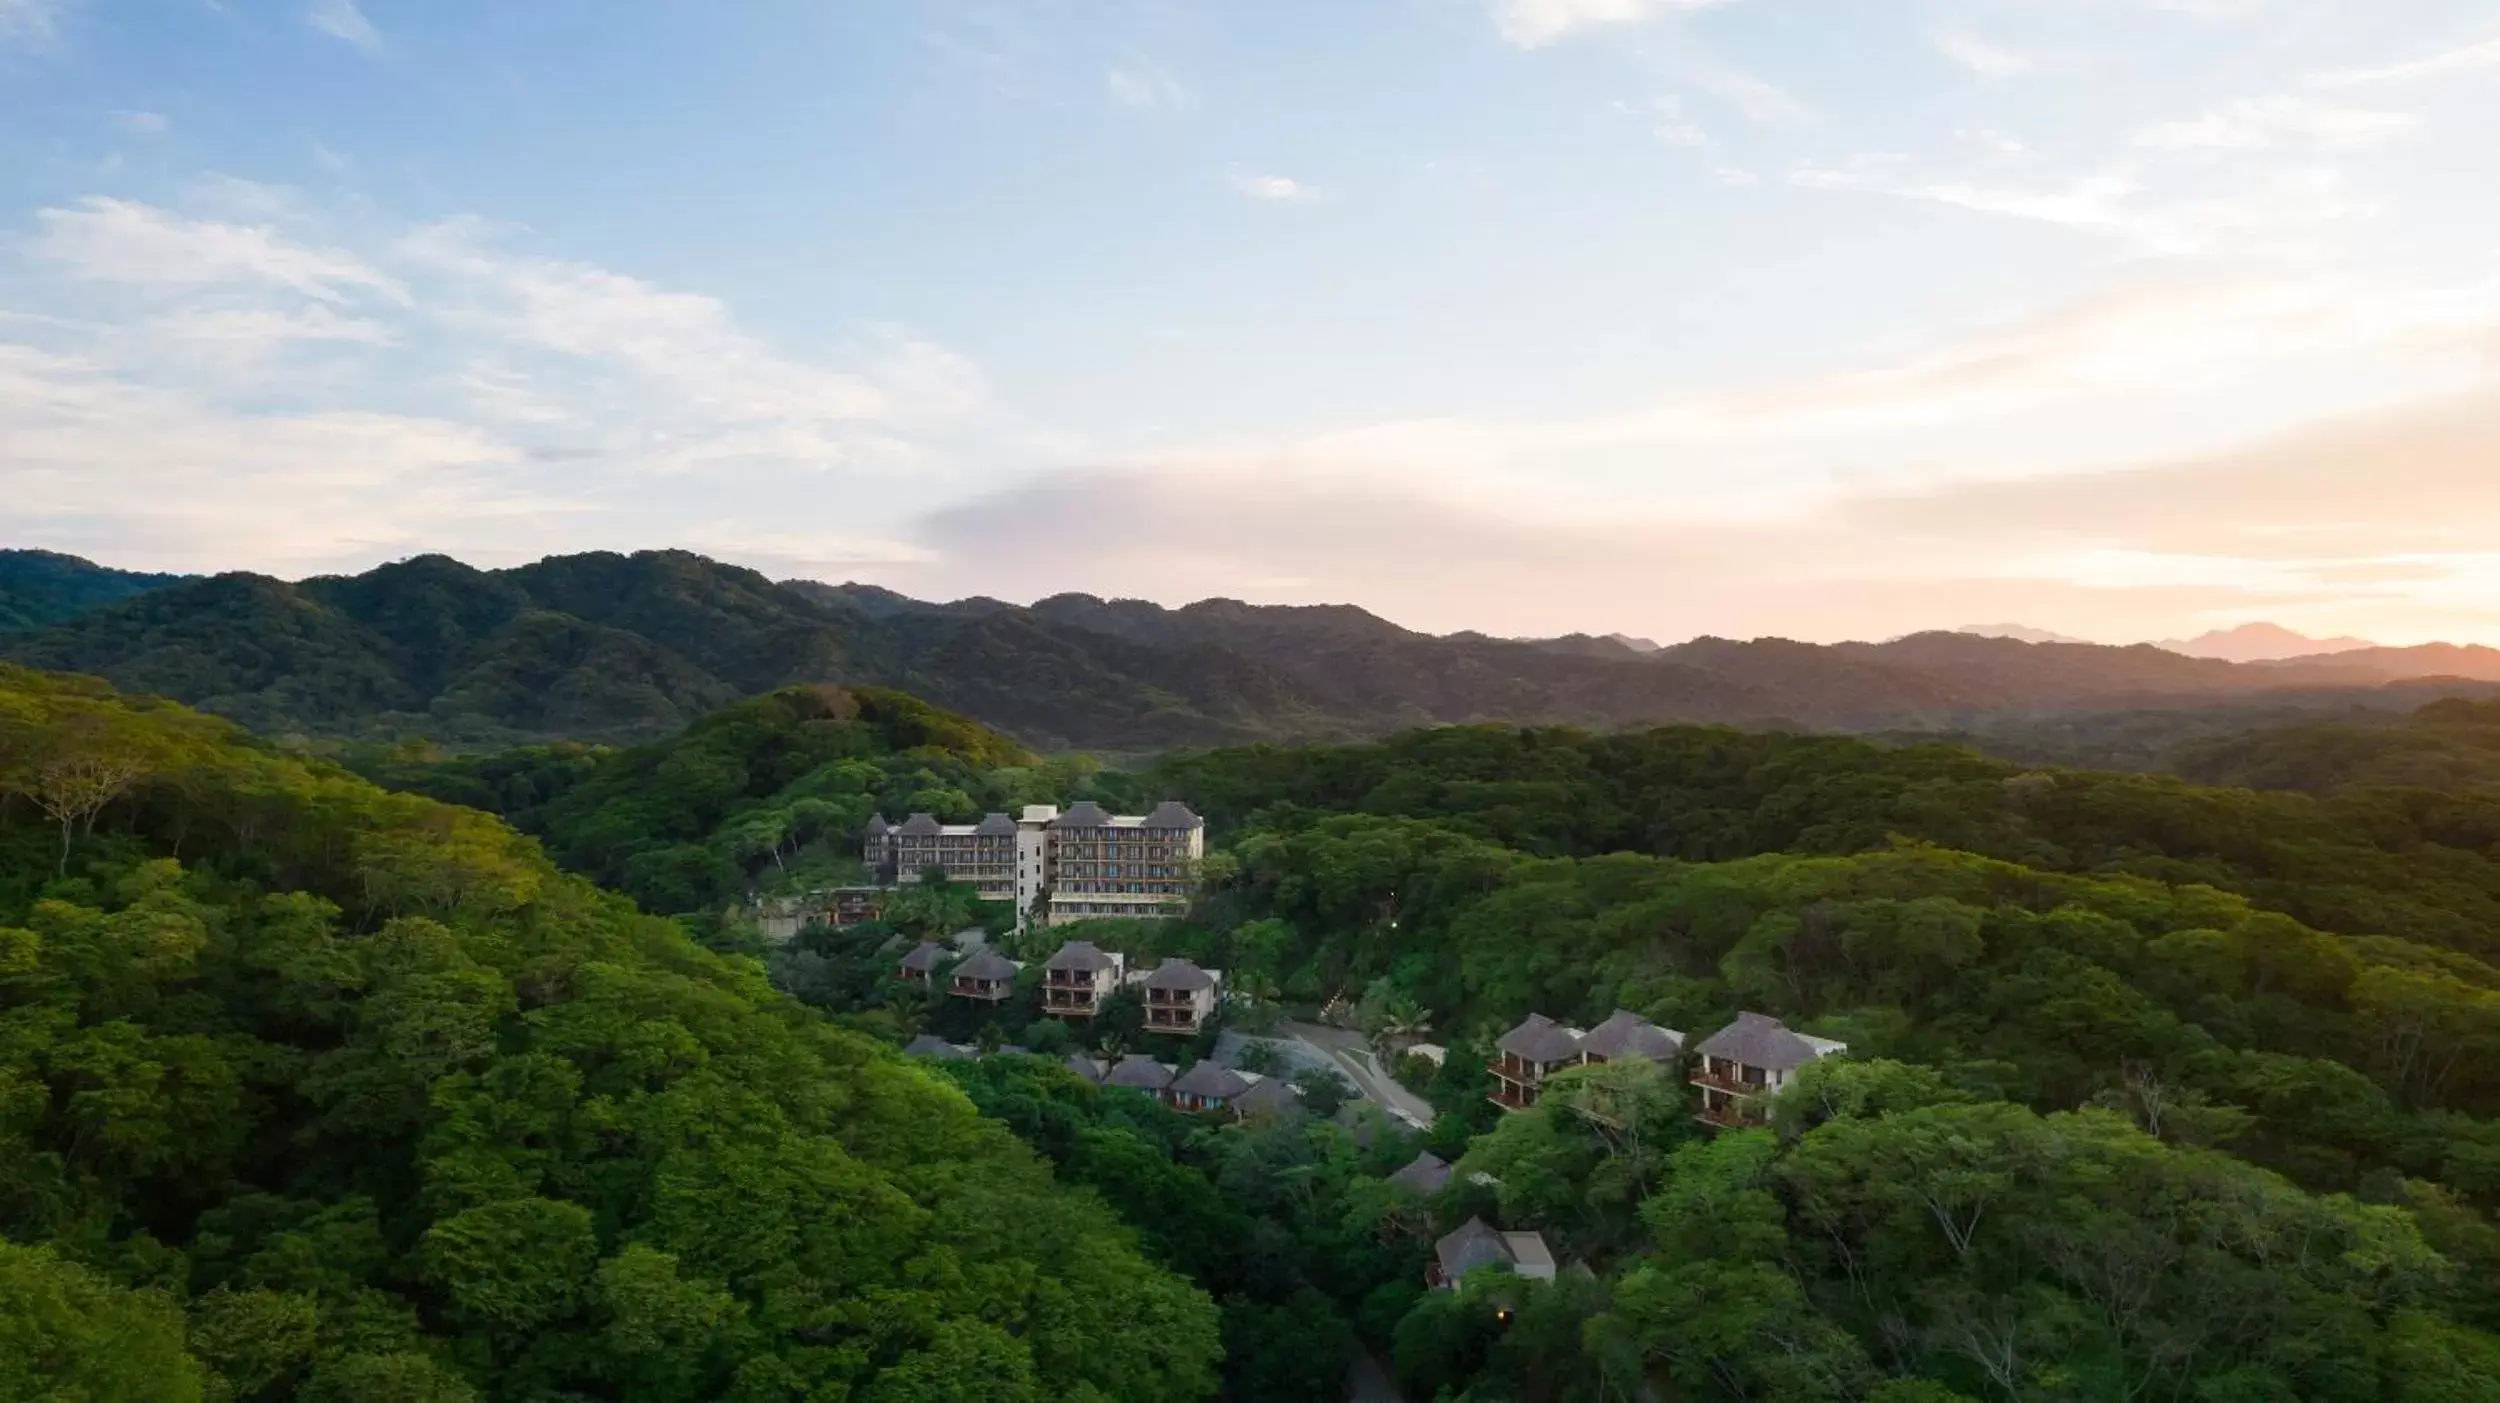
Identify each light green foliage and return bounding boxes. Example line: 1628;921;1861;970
0;1239;205;1403
0;665;1218;1402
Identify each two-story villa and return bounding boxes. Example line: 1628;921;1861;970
1488;1014;1586;1111
1428;1218;1557;1291
1041;941;1126;1018
1140;957;1223;1035
946;949;1021;1003
1690;1012;1847;1126
895;941;948;985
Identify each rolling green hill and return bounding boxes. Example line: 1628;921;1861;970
0;663;1218;1401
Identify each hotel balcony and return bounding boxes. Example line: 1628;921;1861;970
1694;1089;1761;1129
1689;1067;1763;1097
1488;1076;1538;1112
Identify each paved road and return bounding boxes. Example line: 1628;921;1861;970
1347;1352;1407;1403
1215;1023;1436;1127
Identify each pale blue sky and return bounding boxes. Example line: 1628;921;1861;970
5;0;2499;643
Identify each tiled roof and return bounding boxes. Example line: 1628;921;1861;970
1389;1151;1453;1194
1171;1060;1250;1100
903;1035;970;1061
1052;801;1112;829
952;950;1019;983
1578;1010;1684;1062
1435;1217;1515;1279
973;812;1019;836
1496;1013;1583;1065
1064;1054;1106;1084
1694;1012;1830;1072
1046;940;1121;972
897;812;942;836
863;815;890;835
1233;1076;1301;1117
1142;957;1215;991
897;941;949;973
1105;1054;1175;1090
1145;800;1204;829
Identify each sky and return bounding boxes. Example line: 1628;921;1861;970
4;0;2500;646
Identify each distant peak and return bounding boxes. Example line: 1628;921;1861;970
2154;622;2377;664
1955;623;2092;646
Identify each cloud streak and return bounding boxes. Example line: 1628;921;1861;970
1486;0;1727;50
1229;172;1317;202
304;0;380;54
2313;35;2500;89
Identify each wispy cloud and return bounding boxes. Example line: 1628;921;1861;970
1933;31;2039;79
31;196;408;304
1106;59;1190;111
1676;52;1814;126
0;0;65;48
2312;35;2500;89
110;110;169;136
2127;0;2270;21
1;186;988;570
1795;159;2369;258
1643;96;1714;148
304;0;380;54
911;270;2500;642
1229;172;1317;202
2136;95;2417;151
1487;0;1728;50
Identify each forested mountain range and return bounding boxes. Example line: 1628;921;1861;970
12;546;2500;751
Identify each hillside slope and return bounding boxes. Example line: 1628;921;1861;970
0;663;1220;1401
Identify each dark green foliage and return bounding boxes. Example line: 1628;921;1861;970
22;548;2500;754
940;1056;1426;1403
0;550;188;633
1;551;1351;749
0;664;1220;1401
357;683;1077;914
1158;720;2500;958
2172;696;2500;795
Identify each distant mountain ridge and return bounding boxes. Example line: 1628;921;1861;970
10;547;2500;750
2158;621;2377;663
1950;622;2090;645
0;549;190;631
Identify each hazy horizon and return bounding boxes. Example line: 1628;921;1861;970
6;1;2500;646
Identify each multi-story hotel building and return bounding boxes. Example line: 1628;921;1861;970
864;813;1019;902
864;800;1206;927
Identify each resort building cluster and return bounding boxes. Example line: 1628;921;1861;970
894;938;1226;1036
900;1038;1299;1120
1490;1008;1845;1127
